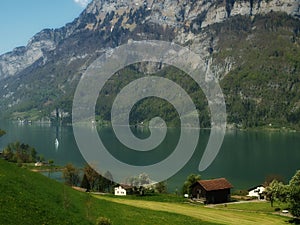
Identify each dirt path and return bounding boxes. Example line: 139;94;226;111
93;195;287;225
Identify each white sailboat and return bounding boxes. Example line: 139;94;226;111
55;138;59;149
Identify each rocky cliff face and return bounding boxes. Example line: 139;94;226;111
0;29;58;78
0;0;298;79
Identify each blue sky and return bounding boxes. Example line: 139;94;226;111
0;0;92;55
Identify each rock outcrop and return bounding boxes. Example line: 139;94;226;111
0;0;298;79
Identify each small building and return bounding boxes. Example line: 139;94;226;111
34;162;44;167
247;185;265;200
190;178;233;204
114;186;127;196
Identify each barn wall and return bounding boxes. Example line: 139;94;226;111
206;189;231;204
191;184;231;204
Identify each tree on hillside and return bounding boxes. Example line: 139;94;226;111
126;176;139;187
81;173;91;191
139;173;150;186
62;163;80;186
182;174;201;195
155;181;167;194
83;164;101;191
81;165;116;193
265;170;300;217
265;179;288;207
289;170;300;186
95;175;107;192
2;141;37;163
123;173;153;196
289;170;300;217
48;159;54;166
103;171;114;193
125;173;151;187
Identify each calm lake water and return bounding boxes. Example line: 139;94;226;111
1;119;299;192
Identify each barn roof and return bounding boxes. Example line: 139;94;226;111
193;178;233;191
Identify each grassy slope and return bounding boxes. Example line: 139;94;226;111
94;195;289;225
0;159;291;225
0;159;218;225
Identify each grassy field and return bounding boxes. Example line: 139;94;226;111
0;159;218;225
0;159;293;224
104;192;188;203
214;201;289;213
94;195;290;225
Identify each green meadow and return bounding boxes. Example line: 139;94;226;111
0;159;217;225
0;159;291;225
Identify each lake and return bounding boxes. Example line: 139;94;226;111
0;119;299;192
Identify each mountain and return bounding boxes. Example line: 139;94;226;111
0;0;299;128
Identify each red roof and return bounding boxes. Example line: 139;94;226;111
195;178;233;191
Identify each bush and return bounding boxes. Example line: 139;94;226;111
274;207;280;212
96;217;112;225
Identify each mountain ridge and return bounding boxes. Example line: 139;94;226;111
0;0;299;129
0;0;299;79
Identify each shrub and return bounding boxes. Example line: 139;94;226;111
96;217;112;225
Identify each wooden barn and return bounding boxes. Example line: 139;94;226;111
190;178;233;204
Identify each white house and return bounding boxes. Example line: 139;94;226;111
34;162;43;167
114;186;127;196
247;185;265;200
